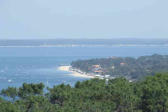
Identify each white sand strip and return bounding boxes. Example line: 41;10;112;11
58;66;95;78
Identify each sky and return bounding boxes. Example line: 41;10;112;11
0;0;167;40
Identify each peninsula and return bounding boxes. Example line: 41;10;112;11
71;54;168;80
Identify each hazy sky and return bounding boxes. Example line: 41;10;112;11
0;0;167;39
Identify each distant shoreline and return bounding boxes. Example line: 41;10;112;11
57;66;95;78
0;44;168;48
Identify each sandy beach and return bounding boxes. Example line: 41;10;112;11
58;66;95;78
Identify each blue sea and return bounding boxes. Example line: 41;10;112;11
0;39;168;90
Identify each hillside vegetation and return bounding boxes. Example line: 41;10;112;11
71;54;168;79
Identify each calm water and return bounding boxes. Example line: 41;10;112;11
0;45;168;90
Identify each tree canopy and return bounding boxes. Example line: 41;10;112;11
1;73;168;112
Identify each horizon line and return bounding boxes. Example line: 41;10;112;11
0;38;168;40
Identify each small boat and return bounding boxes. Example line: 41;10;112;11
8;79;12;83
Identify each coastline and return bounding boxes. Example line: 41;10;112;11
57;66;95;78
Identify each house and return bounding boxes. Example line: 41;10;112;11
94;70;103;74
120;62;126;66
92;65;101;68
92;64;104;74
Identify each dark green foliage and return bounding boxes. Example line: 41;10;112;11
15;96;57;112
1;87;18;101
1;73;168;111
47;84;72;106
138;73;168;112
18;83;44;98
71;54;168;79
0;99;20;112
